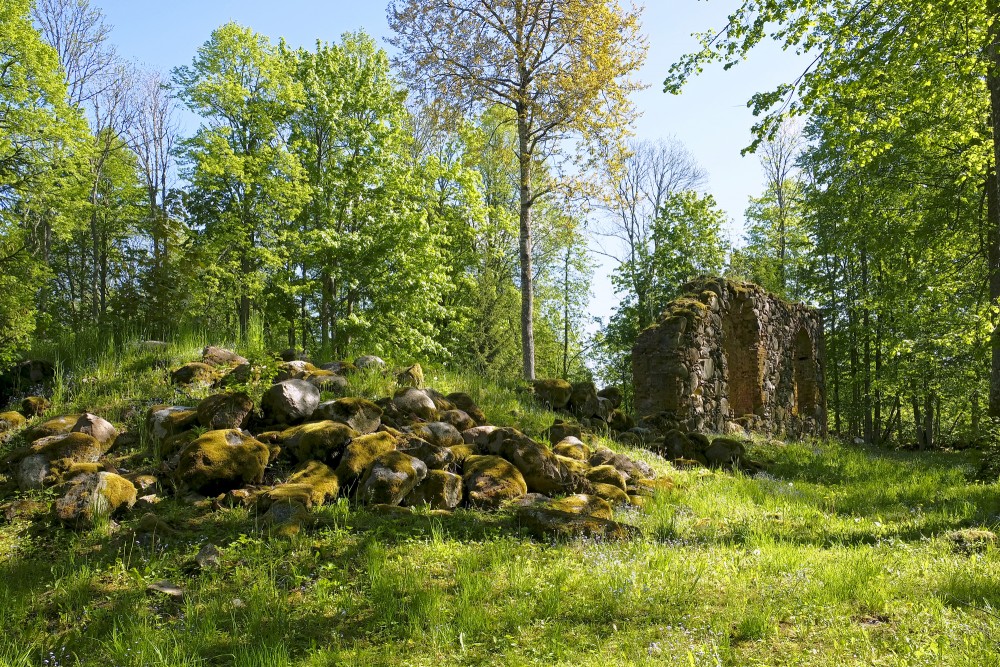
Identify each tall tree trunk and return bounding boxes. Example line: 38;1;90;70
987;7;1000;416
517;111;536;381
912;392;924;450
563;247;570;379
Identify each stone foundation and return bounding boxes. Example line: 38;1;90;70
632;277;827;437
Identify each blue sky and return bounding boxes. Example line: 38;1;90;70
97;0;805;324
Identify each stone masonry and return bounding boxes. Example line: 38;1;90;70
633;277;827;437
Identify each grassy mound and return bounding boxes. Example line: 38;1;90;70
1;336;999;665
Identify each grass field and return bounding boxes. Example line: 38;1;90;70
1;336;998;666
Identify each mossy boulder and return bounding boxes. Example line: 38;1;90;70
261;379;320;424
608;410;634;432
591;482;631;505
23;414;81;443
532;379;572;409
589;447;655;481
495;430;580;495
448;443;479;465
175;430;271;494
552;437;590;461
462;455;528;509
657;429;690;460
265;460;340;509
71;413;118;449
401;438;455;470
201;346;248;367
160;430;198;458
315;397;382;434
280;348;306;362
546;419;582;443
335;432;398;485
445;393;487;425
262;500;310;538
397;363;424;387
438;409;477;432
462;425;498;445
354;355;386;370
597;387;623;410
409;421;463;448
358;451;428;506
587;465;628;492
147;406;198;443
280;421;357;464
15;432;105;491
946;528;998;554
0;411;26;434
305;370;349;394
516;504;637;541
21;396;50;417
274;360;318;381
546;494;613;520
217;363;253;388
171;362;219;386
393;387;437;420
569;381;602;419
54;471;137;528
197;392;254;430
705;437;745;467
321;361;359;375
627;478;674;497
402;470;463;510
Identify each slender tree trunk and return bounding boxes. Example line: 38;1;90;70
874;313;883;446
987;7;1000;416
516;110;536;381
563;247;570;379
912;392;924;450
973;391;981;441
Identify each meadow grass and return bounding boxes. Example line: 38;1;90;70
0;337;998;666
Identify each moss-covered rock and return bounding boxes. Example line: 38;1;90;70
608;410;634;432
201;346;248;367
393;387;437;420
705;437;745;467
354;355;386;370
21;396;50;417
587;465;627;491
552;437;590;461
589;447;656;481
947;528;998;554
305;370;349;394
401;438;455;470
516;504;637;541
197;392;254;430
409;421;463;448
175;430;271;494
0;411;26;434
591;482;631;505
266;460;340;509
23;414;81;443
546;494;613;520
54;472;137;528
569;381;601;419
261;379;321;424
445;393;487;425
402;470;463;510
147;406;198;444
274;360;318;381
335;432;398;485
597;387;623;410
448;443;479;465
495;430;580;496
462;425;498;445
437;409;477;432
546;419;582;443
321;360;359;375
462;455;528;509
291;421;357;464
627;478;674;497
171;362;220;386
160;430;198;459
315;397;382;434
358;451;428;506
397;363;424;387
71;413;118;449
262;499;310;538
216;363;253;388
532;379;572;409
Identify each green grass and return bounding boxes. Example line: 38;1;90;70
1;336;999;665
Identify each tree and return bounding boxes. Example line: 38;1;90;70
665;0;1000;418
388;0;646;379
173;22;309;340
0;0;84;364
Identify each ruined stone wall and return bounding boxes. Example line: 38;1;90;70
633;277;827;437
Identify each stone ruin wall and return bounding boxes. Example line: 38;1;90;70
633;277;827;437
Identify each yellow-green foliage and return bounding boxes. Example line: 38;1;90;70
175;430;271;493
546;494;613;520
336;432;397;482
586;465;627;491
463;454;528;509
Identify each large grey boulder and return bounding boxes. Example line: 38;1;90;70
358;451;427;506
262;380;320;424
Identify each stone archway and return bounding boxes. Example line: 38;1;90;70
793;327;818;418
722;297;764;418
